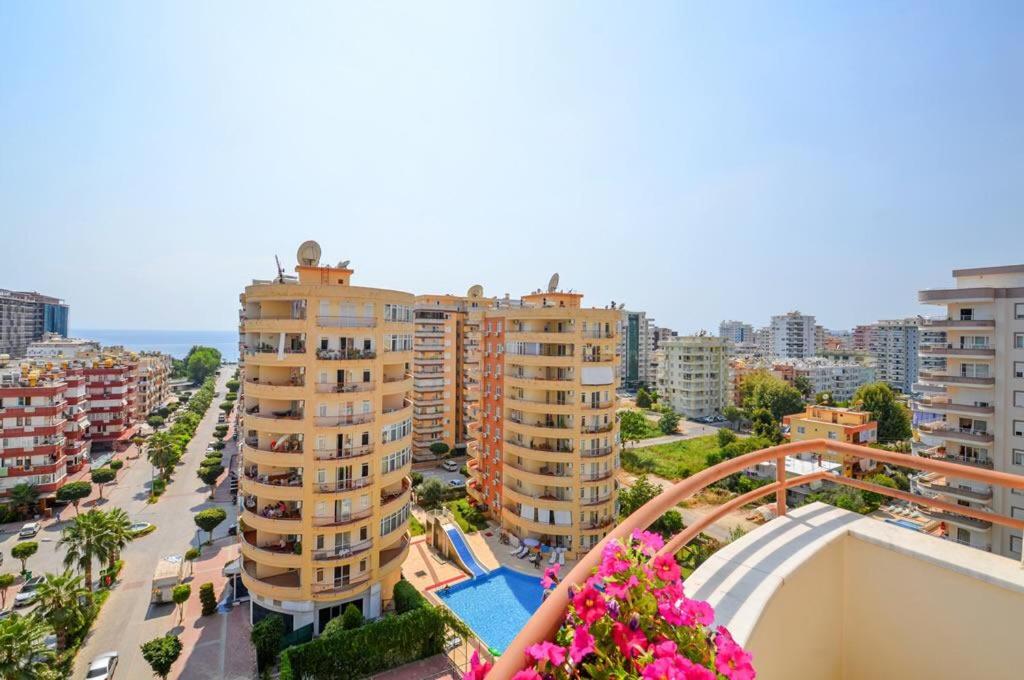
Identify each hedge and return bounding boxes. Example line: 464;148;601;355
393;580;427;614
279;606;452;680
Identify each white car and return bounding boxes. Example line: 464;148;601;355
18;522;40;538
441;460;459;472
14;576;44;607
448;478;466;488
86;652;119;679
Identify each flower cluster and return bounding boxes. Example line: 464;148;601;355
466;530;754;680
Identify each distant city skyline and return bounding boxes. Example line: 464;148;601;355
2;3;1021;332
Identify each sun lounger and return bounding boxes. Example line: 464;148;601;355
548;551;557;565
558;549;565;566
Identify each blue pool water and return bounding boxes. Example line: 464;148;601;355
437;567;544;653
886;519;922;531
445;526;488;578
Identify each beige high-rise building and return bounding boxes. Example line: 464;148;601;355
135;353;173;419
915;264;1024;558
237;247;413;634
658;335;729;418
467;285;620;558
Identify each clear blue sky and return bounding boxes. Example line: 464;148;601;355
1;2;1021;333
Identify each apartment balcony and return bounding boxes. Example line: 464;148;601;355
315;381;375;394
921;423;995;445
239;475;304;501
381;373;413;394
506;375;576;391
244;444;304;467
581;329;614;339
580;469;615;483
239;531;302;568
580;491;615;507
918;287;998;304
580;445;615;459
914;398;995;417
240;507;303;533
378;537;411;573
244;379;306;400
312;538;374;562
918;479;993;502
502;487;575;511
506;353;575;368
316;316;377;328
919;317;995;331
315;348;376;361
501;506;574;535
919;345;996;359
243;316;306;334
311;573;372;597
246;411;305;434
311;507;374;527
582;400;615;410
579;516;615;531
581;421;614;434
312;412;375;428
506;418;574;438
380;485;411;514
313;476;374;495
917;371;995;387
313;444;374;461
918;508;993;531
241;561;302;600
503;460;574;486
382;402;413;423
505;395;575;415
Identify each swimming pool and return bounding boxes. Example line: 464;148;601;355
437;566;544;653
885;518;922;531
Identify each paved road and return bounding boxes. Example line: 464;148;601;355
72;369;237;679
419;456;468;486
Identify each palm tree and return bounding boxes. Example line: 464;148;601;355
102;507;132;575
58;510;111;591
0;612;54;679
8;483;39;519
146;432;178;480
34;570;90;650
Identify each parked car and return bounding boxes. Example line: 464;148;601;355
217;413;226;423
18;522;40;538
448;479;466;488
85;652;119;679
441;459;459;472
14;576;45;607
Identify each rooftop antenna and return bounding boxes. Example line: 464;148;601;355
467;284;484;298
547;273;559;293
274;255;286;283
296;240;322;267
337;260;350;269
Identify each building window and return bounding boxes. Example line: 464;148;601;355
1012;535;1023;555
827;431;838;440
1014;450;1024;466
1016;333;1024;350
1017;362;1024;379
1017;392;1024;408
1013;507;1024;520
1016;421;1024;438
1016;303;1024;320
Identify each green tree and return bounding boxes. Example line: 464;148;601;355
853;382;912;443
172;584;191;624
140;634;183;680
740;371;805;420
8;483;39;519
658;411;680;435
199;582;217;616
416;478;446;510
225;379;240;392
716;427;737;448
90;468;116;499
251;614;285;671
863;473;898;510
146;432;180;480
428;442;450;457
218;401;233;414
750;408;782;444
341;603;364;629
635;388;652;409
722;405;743;430
102;507;133;573
619;410;651;446
58;510;112;591
793;375;814;400
34;570;90;650
0;573;15;608
197;465;221;488
410;471;424;487
194;507;227;545
184;547;201;576
56;481;93;515
185;346;222;384
147;415;165;428
618;474;684;539
11;541;38;573
0;611;55;678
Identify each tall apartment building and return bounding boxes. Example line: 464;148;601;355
237;250;413;634
852;324;878;351
754;327;771;356
618;310;654;390
135;353;173;419
719;320;754;344
0;290;70;357
0;360;91;508
770;311;817;358
411;291;493;459
914;264;1024;558
658;335;729;418
773;358;876;403
467;287;620;558
84;356;139;451
870;319;922;394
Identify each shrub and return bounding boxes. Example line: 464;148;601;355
56;480;92;514
226;379;240;392
212;440;226;451
152;478;167;495
393;580;427;614
218;402;233;414
252;614;285;671
199;582;217;616
147;415;165;428
141;634;182;680
410;471;423;487
172;583;191;623
11;541;38;572
459;465;468;477
340;603;364;630
109;459;124;471
428;442;449;457
198;466;221;487
214;424;229;435
716;427;737;448
658;411;681;435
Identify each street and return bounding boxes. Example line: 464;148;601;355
66;369;239;679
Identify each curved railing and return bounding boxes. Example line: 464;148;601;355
490;439;1024;678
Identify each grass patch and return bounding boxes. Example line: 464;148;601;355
445;498;488;533
409;514;426;536
621;435;721;480
129;524;157;539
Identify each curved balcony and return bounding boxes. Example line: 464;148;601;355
316;316;377;328
581;422;614;434
240;507;303;533
245;412;306;434
918;479;993;502
315;381;375;395
506;375;576;391
378;536;411;573
919;345;996;359
311;507;374;527
503;460;575;487
501;506;574;535
580;492;615;507
315;348;376;362
240;532;302;568
505;418;575;438
579;516;616;532
918;508;992;531
918;372;995;387
503;439;575;463
505;331;576;344
920;423;995;445
242;350;307;368
241;560;302;600
242;317;306;334
313;444;374;462
505;395;575;415
313;413;375;428
312;538;374;563
580;445;615;459
244;380;306;401
503;485;575;510
915;399;995;417
380;487;411;515
311;572;372;599
313;476;374;496
580;469;615;483
239;475;304;501
506;354;576;368
919;317;995;331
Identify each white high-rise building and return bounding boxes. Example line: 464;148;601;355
658;335;728;418
872;319;922;394
719;320;754;344
914;264;1024;559
770;311;817;359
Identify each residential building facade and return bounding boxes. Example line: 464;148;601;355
719;320;754;345
871;319;922;394
25;334;100;359
770;311;817;358
914;264;1024;559
773;358;876;403
658;335;729;418
135;353;173;419
0;289;69;357
237;254;413;634
618;310;654;390
467;288;620;559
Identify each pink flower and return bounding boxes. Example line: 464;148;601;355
569;625;595;664
612;621;649;658
598;541;632;577
642;657;685;679
682;598;714;627
655;581;685;604
632;529;666;554
463;651;491;680
511;670;542;680
604;574;639;600
651;554;681;583
715;631;756;680
525;640;566;668
652;639;678;658
573;586;607;624
541;563;561;589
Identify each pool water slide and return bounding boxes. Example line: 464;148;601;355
442;522;488;578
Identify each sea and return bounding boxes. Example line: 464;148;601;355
72;329;238;362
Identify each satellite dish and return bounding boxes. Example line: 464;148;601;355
547;273;559;293
467;284;484;298
296;240;322;267
338;260;350;269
